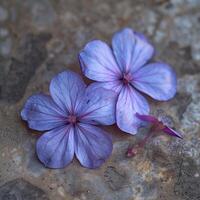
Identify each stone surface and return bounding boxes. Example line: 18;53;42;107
0;0;200;200
0;33;51;102
0;178;49;200
0;6;8;22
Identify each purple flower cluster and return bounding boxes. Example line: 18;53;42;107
21;28;180;169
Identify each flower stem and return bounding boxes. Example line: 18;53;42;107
126;129;155;158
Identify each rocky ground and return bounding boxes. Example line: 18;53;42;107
0;0;200;199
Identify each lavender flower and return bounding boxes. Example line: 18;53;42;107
21;70;117;169
79;28;177;134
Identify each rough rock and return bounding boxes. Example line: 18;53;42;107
0;178;49;200
0;0;200;200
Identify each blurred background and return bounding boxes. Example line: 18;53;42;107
0;0;200;200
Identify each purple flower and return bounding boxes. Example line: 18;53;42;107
79;28;177;134
136;113;182;138
21;70;117;169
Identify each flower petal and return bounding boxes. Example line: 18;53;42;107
79;40;121;81
21;94;66;131
75;123;112;169
50;70;86;113
135;113;158;124
135;32;148;42
112;28;154;73
132;62;177;101
78;84;117;125
36;125;75;168
84;80;123;94
163;127;183;139
116;86;150;134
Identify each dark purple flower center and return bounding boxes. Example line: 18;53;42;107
121;73;132;85
67;115;77;124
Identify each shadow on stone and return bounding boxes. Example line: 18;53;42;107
0;33;51;103
0;178;49;200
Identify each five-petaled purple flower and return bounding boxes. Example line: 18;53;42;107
79;28;177;134
21;70;117;169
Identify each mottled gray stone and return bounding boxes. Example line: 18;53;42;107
0;0;200;200
174;157;200;200
23;140;46;177
0;37;12;56
0;33;51;103
25;0;56;30
0;6;8;21
0;28;9;38
0;178;49;200
158;42;200;76
173;92;192;119
104;166;128;191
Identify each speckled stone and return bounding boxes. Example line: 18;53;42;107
0;6;8;21
0;0;200;200
0;178;49;200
